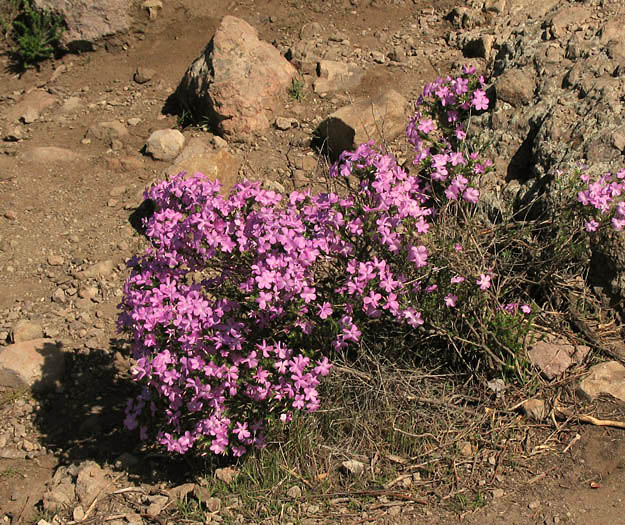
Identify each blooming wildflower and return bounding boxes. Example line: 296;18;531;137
477;274;491;290
521;304;532;314
444;294;458;307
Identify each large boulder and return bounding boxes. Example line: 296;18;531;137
175;16;297;137
32;0;131;50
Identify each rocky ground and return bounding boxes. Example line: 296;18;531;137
0;0;625;523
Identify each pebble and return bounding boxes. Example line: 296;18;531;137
47;255;64;266
529;500;541;510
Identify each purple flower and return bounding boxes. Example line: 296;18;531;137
444;294;458;307
477;274;491;290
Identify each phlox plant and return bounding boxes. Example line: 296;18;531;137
119;67;536;457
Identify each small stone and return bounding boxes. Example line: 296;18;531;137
73;506;85;521
107;199;118;207
215;467;238;484
458;441;474;457
47;255;64;266
146;495;169;517
521;398;547;422
134;66;155;84
341;459;365;476
78;287;98;300
528;500;540;510
79;260;114;279
275;117;297;130
211;135;228;149
145;129;185;161
492;488;504;498
3;210;17;221
287;485;302;498
127;117;142;126
52;288;66;303
370;50;386;63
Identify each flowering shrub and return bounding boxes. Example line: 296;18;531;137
119;67;539;456
576;168;625;232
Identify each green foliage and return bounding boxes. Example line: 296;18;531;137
288;76;305;102
11;0;64;66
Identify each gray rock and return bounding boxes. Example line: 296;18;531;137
0;339;65;392
146;129;185;161
316;89;408;158
32;0;131;51
43;472;75;511
578;361;625;402
11;320;44;343
176;16;296;136
495;68;535;107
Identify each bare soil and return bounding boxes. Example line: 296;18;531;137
0;0;624;523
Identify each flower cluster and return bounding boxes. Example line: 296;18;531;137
577;169;625;232
119;67;530;456
405;66;493;205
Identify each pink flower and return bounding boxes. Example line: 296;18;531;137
318;302;333;319
521;304;531;314
451;275;465;284
584;220;599;232
408;245;428;268
444;294;458;307
463;187;479;203
477;274;491;290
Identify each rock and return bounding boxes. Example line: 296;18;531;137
492;488;504;498
21;146;83;163
0;339;64;392
142;0;162;19
75;461;109;507
43;471;75;511
578;361;625;402
275;117;298;130
165;143;241;194
300;21;323;40
167;483;196;500
73;506;85;521
176;16;296;136
341;459;365;476
495;68;535;107
521;398;547;421
528;340;589;379
528;500;541;510
146;129;185;161
463;34;494;59
11;320;44;343
484;0;506;14
548;6;591;39
86;120;128;142
78;259;114;279
316;89;408;158
287;485;302;498
3;89;57;124
313;60;364;94
146;495;169;517
215;467;238;484
47;254;64;266
61;96;82;112
32;0;131;51
458;441;474;457
0;448;26;459
134;66;155;84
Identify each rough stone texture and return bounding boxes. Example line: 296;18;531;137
75;461;110;507
0;339;64;392
176;16;297;136
316;89;408;158
578;361;625;402
146;129;185;161
11;320;44;343
32;0;131;50
313;60;365;94
86;121;128;142
165;139;241;193
446;0;625;301
527;340;589;379
3;89;57;124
